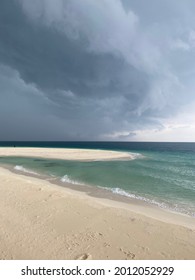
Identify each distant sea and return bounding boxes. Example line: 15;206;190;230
0;142;195;217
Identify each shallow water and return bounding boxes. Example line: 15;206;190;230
0;142;195;217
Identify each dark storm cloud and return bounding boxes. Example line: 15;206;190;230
0;0;195;140
0;0;149;99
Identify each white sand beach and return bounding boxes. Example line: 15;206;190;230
0;155;195;259
0;147;132;161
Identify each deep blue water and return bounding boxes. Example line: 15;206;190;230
1;141;195;153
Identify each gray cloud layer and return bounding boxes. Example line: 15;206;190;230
0;0;195;140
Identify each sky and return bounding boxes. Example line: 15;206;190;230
1;0;195;141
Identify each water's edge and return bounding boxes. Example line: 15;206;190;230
1;162;194;227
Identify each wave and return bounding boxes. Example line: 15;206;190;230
129;152;145;160
61;175;84;185
14;165;38;175
56;173;194;217
99;186;195;217
102;186;165;207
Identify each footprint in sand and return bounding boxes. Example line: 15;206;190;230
120;248;136;259
75;253;92;260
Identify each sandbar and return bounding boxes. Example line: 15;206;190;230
0;147;132;161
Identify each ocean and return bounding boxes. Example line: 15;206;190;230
0;142;195;217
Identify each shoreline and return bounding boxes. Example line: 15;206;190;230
0;166;195;259
0;147;133;161
4;163;195;228
0;147;195;259
2;163;195;229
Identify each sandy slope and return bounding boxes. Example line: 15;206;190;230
0;167;195;260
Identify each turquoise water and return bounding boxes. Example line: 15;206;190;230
0;145;195;217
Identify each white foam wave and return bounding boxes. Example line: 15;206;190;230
99;186;194;217
108;187;164;207
61;175;84;185
14;165;38;175
99;185;171;209
129;152;145;160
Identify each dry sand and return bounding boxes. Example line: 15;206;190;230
0;166;195;260
0;147;132;161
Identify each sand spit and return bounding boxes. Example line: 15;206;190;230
0;147;133;161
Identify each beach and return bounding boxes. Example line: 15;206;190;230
0;148;195;260
0;147;132;161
